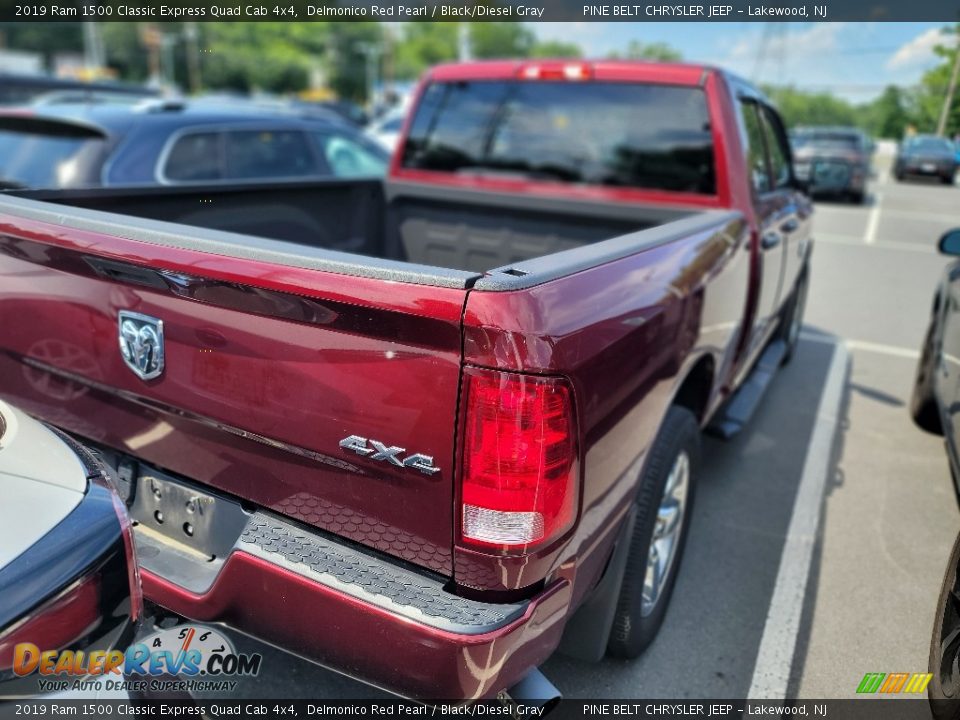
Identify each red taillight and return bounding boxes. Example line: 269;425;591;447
459;367;579;551
0;574;101;672
517;63;593;81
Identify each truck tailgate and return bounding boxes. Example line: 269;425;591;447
0;196;474;575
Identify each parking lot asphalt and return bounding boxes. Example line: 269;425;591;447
121;151;960;701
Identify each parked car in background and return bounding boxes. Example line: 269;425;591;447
912;228;960;720
0;399;140;692
295;99;369;127
0;72;157;107
0;59;811;703
365;107;406;152
790;126;871;203
0;99;389;190
895;135;957;184
912;229;960;473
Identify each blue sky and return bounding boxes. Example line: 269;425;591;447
529;22;951;102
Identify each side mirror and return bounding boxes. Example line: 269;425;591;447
939;229;960;256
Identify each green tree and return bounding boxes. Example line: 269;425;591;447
391;23;458;80
607;40;682;62
763;86;858;128
469;22;535;59
531;40;583;58
0;23;82;70
916;25;960;136
862;86;913;139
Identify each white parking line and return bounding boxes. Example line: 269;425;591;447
815;233;936;254
799;331;920;359
865;194;882;245
747;341;849;699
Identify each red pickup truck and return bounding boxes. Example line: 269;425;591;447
0;60;811;704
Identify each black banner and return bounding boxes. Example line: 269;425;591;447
0;699;945;720
1;0;959;22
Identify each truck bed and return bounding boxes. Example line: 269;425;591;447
0;180;743;582
12;178;717;289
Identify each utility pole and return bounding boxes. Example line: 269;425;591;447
83;22;105;72
457;23;471;62
184;22;201;94
936;35;960;137
355;42;382;108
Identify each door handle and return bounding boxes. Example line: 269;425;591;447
780;218;800;233
761;231;782;250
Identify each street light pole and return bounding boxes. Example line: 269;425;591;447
355;41;382;108
184;22;201;94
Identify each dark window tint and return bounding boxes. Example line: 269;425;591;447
760;108;791;189
796;132;861;150
0;131;104;188
402;81;716;194
908;137;953;153
225;130;315;180
164;132;222;181
739;102;770;194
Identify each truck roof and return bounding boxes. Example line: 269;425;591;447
425;59;718;86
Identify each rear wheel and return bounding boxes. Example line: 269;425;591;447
912;315;943;434
929;532;960;720
848;190;866;204
779;269;809;365
607;406;700;659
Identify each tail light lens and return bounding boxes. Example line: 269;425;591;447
0;575;101;672
518;62;593;81
459;367;579;551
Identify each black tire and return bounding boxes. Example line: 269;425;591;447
929;532;960;720
943;175;956;186
607;406;700;659
848;190;866;204
779;268;809;366
912;315;943;434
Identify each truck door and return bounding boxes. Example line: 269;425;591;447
757;104;812;307
738;99;792;350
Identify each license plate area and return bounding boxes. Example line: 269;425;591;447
129;466;248;560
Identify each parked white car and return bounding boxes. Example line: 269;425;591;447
0;400;140;694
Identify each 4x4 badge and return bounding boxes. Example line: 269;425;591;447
339;435;440;475
118;311;165;381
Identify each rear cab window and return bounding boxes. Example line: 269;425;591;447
401;80;716;195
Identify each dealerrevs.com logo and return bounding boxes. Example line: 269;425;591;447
14;625;262;694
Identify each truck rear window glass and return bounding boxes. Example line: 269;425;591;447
401;80;716;195
0;130;104;189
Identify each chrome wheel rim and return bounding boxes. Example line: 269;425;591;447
642;451;690;617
